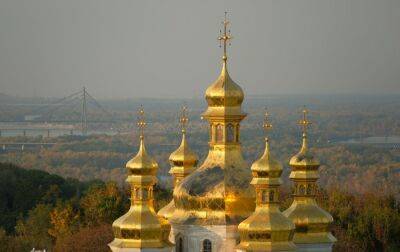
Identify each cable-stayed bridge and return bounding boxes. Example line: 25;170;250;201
0;88;116;137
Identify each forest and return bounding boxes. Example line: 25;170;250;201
0;163;399;251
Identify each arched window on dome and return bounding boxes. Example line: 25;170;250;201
226;124;234;142
235;124;240;142
269;190;275;202
176;235;183;252
216;124;223;142
261;190;268;204
210;123;214;142
203;239;212;252
134;187;139;200
306;184;312;195
299;185;305;195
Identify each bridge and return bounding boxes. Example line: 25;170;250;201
0;87;116;136
0;128;75;137
0;142;56;152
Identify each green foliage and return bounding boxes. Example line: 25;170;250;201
0;163;79;233
15;204;53;250
325;190;400;251
80;182;125;226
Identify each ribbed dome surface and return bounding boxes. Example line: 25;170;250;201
205;61;244;107
203;61;245;118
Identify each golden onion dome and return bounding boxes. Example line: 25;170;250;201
170;14;255;227
251;139;283;185
289;133;320;167
158;112;198;221
169;133;198;171
158;134;199;221
283;108;336;246
205;61;244;107
110;107;172;250
203;60;246;119
238;135;296;251
126;137;158;176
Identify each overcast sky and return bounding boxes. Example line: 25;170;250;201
0;0;399;98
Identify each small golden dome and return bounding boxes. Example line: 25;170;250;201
289;134;320;167
251;139;283;177
126;137;158;175
158;110;198;221
169;133;198;171
283;108;336;246
110;107;172;250
237;115;296;251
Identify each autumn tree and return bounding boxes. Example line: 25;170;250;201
48;202;79;241
80;182;126;226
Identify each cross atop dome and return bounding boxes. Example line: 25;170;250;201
179;105;189;134
263;109;273;141
137;105;146;139
299;106;311;136
218;12;232;62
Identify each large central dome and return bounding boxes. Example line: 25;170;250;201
170;53;255;226
203;61;245;116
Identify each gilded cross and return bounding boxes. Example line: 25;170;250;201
218;12;232;61
263;108;273;140
299;106;311;135
180;105;189;134
137;105;146;139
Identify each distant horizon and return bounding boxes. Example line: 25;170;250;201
1;90;400;101
1;1;400;98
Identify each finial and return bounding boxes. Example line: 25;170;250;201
263;108;273;142
299;106;311;137
218;11;232;62
179;105;189;134
137;105;146;140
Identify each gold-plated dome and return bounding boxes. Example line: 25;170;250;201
109;107;172;251
126;138;158;175
170;15;255;227
283;108;336;246
168;134;198;176
289;133;320;167
237;112;296;252
202;14;245;119
158;107;198;221
251;140;283;180
204;61;244;107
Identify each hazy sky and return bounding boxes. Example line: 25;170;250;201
0;0;399;98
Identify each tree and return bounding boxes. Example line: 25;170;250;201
14;203;53;250
53;224;113;252
80;182;125;226
48;202;79;241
